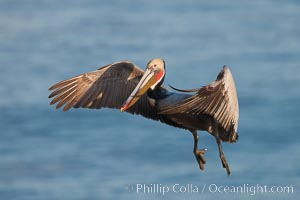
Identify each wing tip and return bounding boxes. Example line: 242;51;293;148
222;65;234;77
63;106;72;112
48;92;56;99
217;65;235;83
48;84;57;91
50;103;72;112
220;65;230;75
222;65;230;70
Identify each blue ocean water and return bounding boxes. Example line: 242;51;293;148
0;0;299;199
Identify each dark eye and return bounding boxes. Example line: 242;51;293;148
154;64;157;67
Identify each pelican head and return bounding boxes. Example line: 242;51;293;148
121;58;165;112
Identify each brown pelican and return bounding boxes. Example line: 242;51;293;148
48;58;239;175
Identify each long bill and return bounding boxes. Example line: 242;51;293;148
120;68;158;112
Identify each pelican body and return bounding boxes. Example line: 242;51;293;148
48;58;239;175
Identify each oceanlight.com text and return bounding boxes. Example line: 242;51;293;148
126;183;294;196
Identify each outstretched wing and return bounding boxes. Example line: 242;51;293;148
160;66;239;134
48;61;158;120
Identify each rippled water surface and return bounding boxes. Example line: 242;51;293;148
0;0;299;199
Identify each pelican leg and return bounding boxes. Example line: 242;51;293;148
215;136;231;175
190;130;206;171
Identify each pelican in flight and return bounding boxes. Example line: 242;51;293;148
48;58;239;175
